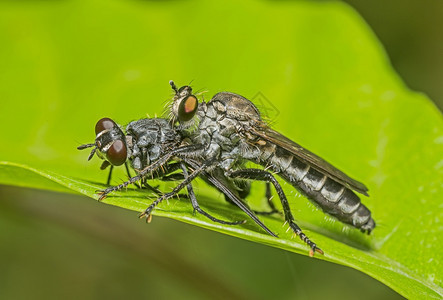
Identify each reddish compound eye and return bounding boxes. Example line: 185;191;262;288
178;95;198;122
95;118;116;135
106;140;127;166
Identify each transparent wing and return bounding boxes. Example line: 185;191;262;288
249;123;369;196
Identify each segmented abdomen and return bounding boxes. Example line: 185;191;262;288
257;144;375;232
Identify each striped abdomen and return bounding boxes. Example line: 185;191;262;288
257;144;375;232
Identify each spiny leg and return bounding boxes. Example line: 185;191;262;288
117;160;188;198
184;158;277;237
104;161;141;189
123;162;143;189
227;168;323;256
222;177;250;207
106;162;156;190
97;144;203;200
180;162;244;225
145;162;187;195
137;161;184;193
142;162;190;199
139;158;214;220
154;163;189;199
224;179;279;216
265;182;278;211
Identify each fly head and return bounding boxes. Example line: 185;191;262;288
78;117;128;169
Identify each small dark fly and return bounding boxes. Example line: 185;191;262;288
78;117;277;236
77;117;182;193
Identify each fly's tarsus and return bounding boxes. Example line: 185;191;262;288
139;198;162;221
289;221;323;257
139;210;153;223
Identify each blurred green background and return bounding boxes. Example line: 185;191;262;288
344;0;443;111
1;0;441;299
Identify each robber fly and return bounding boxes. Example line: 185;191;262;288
78;117;278;236
94;81;375;256
165;81;375;256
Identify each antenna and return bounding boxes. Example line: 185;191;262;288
169;80;178;94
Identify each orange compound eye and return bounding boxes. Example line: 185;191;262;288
106;140;127;166
95;118;116;135
178;95;198;122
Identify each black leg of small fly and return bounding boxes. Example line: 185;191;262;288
106;165;114;186
179;162;244;225
96;144;204;200
185;159;277;237
139;158;214;221
226;168;323;256
107;162;159;191
105;163;144;189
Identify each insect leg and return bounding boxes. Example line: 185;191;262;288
221;179;250;207
222;180;279;216
265;182;278;211
139;158;214;220
122;162;144;189
185;159;277;237
227;168;323;256
179;162;244;225
106;165;114;186
144;162;189;198
130;161;188;198
155;162;184;181
97;144;203;200
253;182;281;216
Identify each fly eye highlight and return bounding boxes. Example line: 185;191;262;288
178;95;198;122
106;139;127;166
95;117;116;135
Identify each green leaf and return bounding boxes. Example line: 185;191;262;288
0;0;441;298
